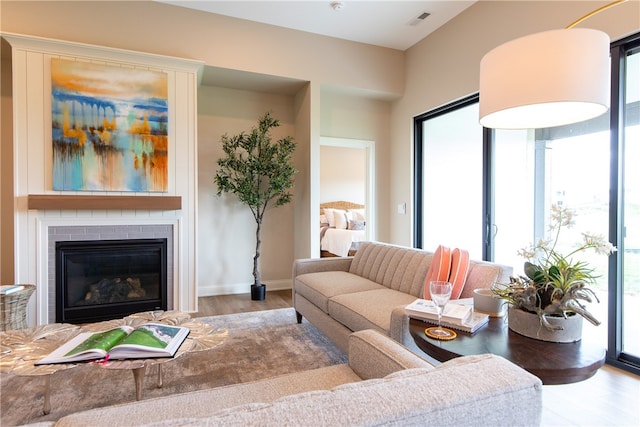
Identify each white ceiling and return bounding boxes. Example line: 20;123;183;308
157;1;476;51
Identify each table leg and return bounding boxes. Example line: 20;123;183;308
157;364;163;388
131;366;146;401
43;375;51;415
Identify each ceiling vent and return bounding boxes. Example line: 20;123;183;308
408;11;431;26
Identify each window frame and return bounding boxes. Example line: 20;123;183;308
413;94;484;251
607;32;640;375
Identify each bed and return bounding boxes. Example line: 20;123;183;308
320;201;366;257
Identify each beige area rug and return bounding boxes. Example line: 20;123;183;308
0;308;347;426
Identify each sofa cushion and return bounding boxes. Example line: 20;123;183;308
295;271;384;313
328;288;416;333
349;242;432;297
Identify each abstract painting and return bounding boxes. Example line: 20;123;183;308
51;58;168;192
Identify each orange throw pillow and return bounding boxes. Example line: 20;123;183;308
423;245;452;299
448;248;470;299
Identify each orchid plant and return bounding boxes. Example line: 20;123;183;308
493;204;617;330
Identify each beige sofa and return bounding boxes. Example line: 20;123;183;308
293;241;512;355
28;329;542;426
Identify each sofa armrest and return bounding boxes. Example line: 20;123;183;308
460;260;513;298
388;306;434;359
348;329;434;380
292;256;353;277
389;306;413;345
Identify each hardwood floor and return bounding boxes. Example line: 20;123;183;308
541;364;640;426
192;289;292;317
194;290;640;426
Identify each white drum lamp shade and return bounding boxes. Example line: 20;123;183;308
479;28;611;129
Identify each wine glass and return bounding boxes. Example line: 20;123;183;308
429;281;453;338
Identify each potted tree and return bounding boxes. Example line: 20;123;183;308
214;112;297;300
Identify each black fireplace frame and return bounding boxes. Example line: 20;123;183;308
55;238;168;324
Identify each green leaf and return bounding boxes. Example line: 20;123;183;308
524;262;541;281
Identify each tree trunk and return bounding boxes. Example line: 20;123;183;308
253;218;262;286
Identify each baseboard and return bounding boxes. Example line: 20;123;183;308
198;279;291;297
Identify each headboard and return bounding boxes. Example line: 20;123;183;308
320;201;365;214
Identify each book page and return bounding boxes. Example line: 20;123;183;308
64;327;131;357
35;331;115;365
116;324;180;349
108;323;189;359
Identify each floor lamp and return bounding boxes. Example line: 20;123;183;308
479;0;627;130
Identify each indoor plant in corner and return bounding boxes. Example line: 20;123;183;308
214;112;297;301
493;204;617;342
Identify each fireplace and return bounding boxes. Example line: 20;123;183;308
56;238;168;324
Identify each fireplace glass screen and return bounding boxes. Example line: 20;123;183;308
56;239;167;323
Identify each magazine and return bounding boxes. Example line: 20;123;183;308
35;323;190;365
405;299;489;333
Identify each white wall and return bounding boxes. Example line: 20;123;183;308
0;1;404;97
320;146;366;205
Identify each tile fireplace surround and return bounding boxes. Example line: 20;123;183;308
21;215;192;328
47;224;174;324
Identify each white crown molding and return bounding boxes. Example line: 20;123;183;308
1;31;204;80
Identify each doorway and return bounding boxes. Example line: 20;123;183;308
318;137;375;255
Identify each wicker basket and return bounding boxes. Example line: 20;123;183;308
0;285;36;331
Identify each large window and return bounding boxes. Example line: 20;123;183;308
414;97;483;259
493;118;612;347
413;32;640;375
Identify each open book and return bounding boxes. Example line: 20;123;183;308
405;299;489;333
35;323;190;365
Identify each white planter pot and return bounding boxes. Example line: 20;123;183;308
507;306;583;343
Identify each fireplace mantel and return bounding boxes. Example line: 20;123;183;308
28;195;182;210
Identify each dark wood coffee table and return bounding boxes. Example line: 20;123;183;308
409;317;605;385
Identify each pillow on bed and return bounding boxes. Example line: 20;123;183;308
320;214;329;226
333;210;351;229
348;219;365;230
348;208;366;221
323;208;338;227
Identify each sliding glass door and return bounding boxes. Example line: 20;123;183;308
491;129;534;272
493;120;612;346
415;97;484;259
619;44;640;361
